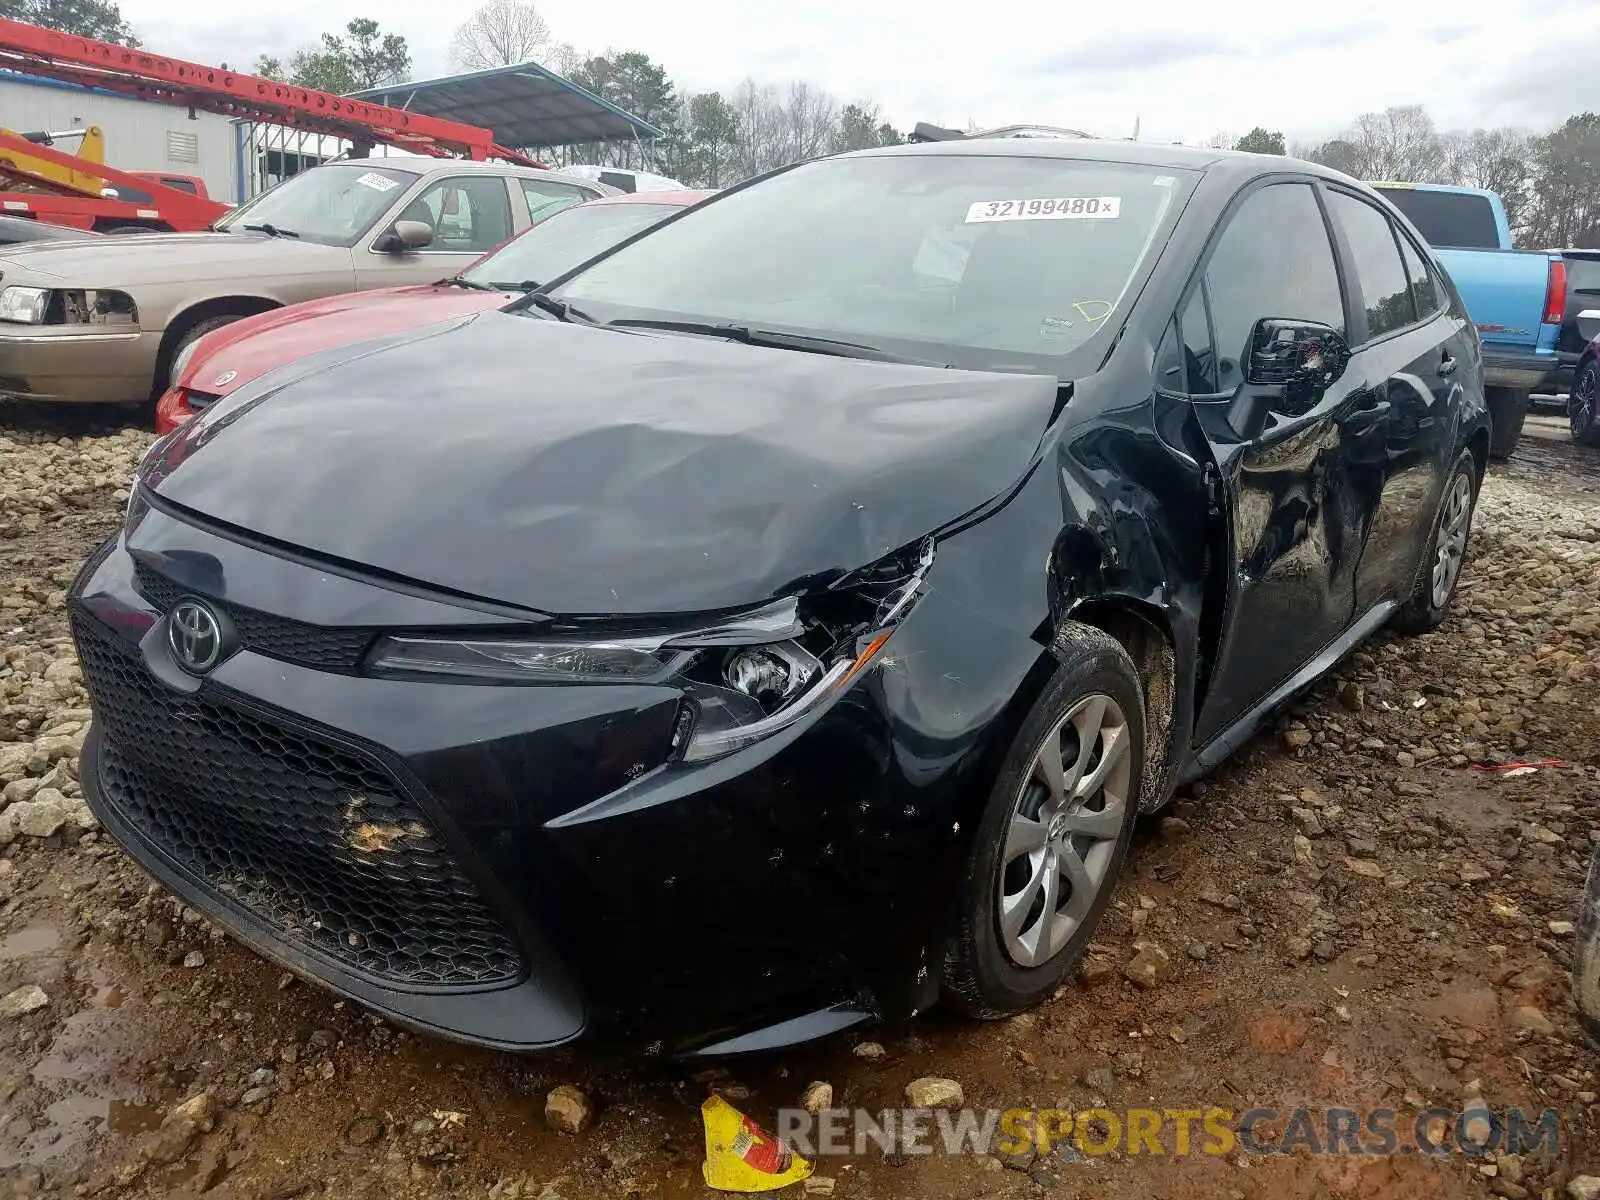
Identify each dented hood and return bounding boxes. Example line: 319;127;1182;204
150;312;1059;615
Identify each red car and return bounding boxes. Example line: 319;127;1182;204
154;189;713;433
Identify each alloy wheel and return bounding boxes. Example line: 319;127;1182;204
997;693;1132;968
1574;366;1597;440
1430;472;1473;610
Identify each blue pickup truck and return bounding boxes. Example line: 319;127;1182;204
1371;182;1566;458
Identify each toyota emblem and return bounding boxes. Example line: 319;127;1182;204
168;598;225;674
213;370;236;387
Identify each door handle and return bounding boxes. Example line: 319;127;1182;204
1340;400;1391;436
1437;354;1458;378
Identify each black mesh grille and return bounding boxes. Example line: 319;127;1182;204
73;610;526;989
133;562;375;672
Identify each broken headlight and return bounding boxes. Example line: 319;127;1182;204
366;539;935;763
0;286;138;328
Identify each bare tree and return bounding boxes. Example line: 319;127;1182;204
449;0;550;71
728;79;788;178
1441;126;1534;235
544;40;584;77
779;81;839;162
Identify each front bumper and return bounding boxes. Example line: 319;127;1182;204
0;327;161;403
68;502;1018;1053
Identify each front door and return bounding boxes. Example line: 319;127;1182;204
355;175;518;289
1181;179;1367;747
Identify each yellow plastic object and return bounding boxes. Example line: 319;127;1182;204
700;1096;813;1192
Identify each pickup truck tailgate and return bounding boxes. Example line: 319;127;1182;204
1433;246;1560;356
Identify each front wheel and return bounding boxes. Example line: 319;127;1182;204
1486;386;1529;460
1571;360;1600;448
942;625;1144;1018
1392;447;1480;635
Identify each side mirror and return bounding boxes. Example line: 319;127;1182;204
374;219;433;253
1246;318;1351;415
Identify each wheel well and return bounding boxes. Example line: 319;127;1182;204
1066;599;1177;813
152;297;280;398
1466;425;1490;483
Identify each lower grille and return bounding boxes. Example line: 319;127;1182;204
73;610;526;989
133;562;375;672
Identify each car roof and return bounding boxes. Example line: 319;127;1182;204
586;189;717;207
847;136;1362;187
333;157;588;183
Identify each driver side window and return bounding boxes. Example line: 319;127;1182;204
402;176;515;253
1203;182;1345;393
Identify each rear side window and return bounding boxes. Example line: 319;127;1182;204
1327;192;1415;340
1204;182;1344;392
521;179;590;223
1373;187;1499;249
1396;232;1442;319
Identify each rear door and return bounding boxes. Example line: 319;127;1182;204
1180;178;1369;746
355;174;518;288
1321;186;1464;614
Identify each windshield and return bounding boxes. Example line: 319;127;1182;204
1374;187;1500;249
463;201;685;289
548;154;1195;373
216;164;420;246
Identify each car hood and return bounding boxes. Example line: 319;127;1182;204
179;284;516;396
0;231;344;284
149;312;1060;616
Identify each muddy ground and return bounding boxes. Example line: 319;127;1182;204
1;406;1598;1200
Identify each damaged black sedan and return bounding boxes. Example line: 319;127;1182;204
70;139;1490;1056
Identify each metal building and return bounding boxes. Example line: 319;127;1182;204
0;69;238;198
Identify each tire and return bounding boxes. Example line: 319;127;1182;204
164;314;245;389
1391;447;1480;636
1486;386;1529;460
942;624;1145;1019
1570;359;1600;448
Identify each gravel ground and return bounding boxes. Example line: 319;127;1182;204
1;405;1598;1200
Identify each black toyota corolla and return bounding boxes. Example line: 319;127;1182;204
71;139;1490;1057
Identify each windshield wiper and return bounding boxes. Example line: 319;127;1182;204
238;222;299;239
487;279;541;292
440;276;498;291
606;319;945;366
522;291;597;324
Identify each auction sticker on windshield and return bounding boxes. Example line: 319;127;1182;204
965;197;1122;223
356;172;402;192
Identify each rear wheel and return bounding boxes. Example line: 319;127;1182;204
1392;447;1479;635
1486;386;1529;460
1571;360;1600;447
942;625;1144;1018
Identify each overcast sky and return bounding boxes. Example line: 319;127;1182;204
122;0;1596;146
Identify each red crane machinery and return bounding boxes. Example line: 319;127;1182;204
0;17;545;233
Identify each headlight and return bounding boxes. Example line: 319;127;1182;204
0;286;48;324
368;540;935;762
